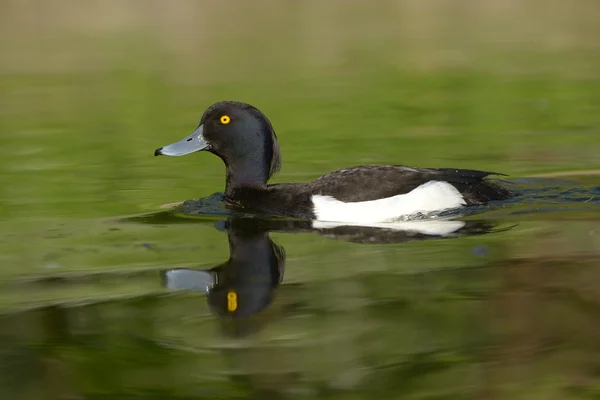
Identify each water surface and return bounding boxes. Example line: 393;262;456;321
2;177;600;399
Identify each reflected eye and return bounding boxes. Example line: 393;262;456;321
227;291;237;312
220;115;231;124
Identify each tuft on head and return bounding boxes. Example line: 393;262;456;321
261;111;282;180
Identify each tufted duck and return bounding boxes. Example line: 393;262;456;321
155;101;514;222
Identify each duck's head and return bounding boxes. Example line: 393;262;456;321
155;101;281;192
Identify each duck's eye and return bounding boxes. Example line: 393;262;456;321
220;115;231;125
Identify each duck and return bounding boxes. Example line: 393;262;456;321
154;101;514;223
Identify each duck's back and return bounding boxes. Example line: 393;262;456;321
307;165;513;204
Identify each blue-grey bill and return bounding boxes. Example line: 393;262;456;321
155;124;208;156
164;268;215;294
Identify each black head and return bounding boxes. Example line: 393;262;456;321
155;101;281;192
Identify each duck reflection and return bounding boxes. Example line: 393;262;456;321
160;216;509;335
164;219;285;323
137;207;507;243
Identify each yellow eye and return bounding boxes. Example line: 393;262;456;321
220;115;231;124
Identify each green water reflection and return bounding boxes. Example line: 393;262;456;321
2;211;600;399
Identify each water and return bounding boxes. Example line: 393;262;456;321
1;177;599;399
2;1;600;398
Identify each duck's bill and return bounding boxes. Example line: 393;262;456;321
154;124;208;156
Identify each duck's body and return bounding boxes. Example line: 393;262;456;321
227;165;511;222
155;101;514;223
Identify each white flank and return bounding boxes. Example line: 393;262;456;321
311;181;466;223
311;220;466;236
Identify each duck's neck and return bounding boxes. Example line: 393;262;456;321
224;158;270;197
227;231;270;261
